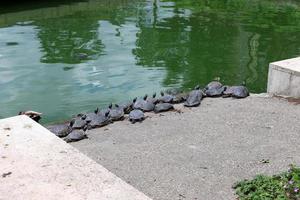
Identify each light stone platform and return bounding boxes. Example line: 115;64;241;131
268;57;300;97
0;115;151;200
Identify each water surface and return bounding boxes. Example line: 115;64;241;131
0;0;300;123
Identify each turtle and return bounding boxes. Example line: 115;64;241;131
109;104;125;121
88;111;111;129
223;86;249;98
146;93;159;104
184;85;204;107
85;108;99;123
173;92;188;104
133;95;147;110
18;110;42;122
159;91;174;103
64;125;88;143
154;103;174;113
129;109;145;123
70;114;87;129
140;100;155;112
204;81;226;97
119;100;134;114
46;123;72;138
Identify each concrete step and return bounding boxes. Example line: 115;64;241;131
0;115;151;200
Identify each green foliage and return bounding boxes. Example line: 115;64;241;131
234;165;300;200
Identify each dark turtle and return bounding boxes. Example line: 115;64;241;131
70;114;87;129
147;93;158;104
109;104;125;121
204;81;226;97
85;108;99;123
88;111;111;128
18;110;42;122
223;86;249;98
159;91;174;103
129;109;145;123
154;103;174;113
64;126;88;143
47;123;72;138
184;85;204;107
133;95;147;110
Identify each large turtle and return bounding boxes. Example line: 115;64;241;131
159;91;174;103
223;86;249;98
184;85;204;107
64;126;88;143
88;111;111;129
154;103;174;113
109;104;125;121
133;95;147;110
204;81;226;97
47;123;72;138
129;109;145;123
71;114;87;129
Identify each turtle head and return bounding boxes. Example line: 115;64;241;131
18;111;24;115
94;107;99;114
194;85;200;90
133;97;137;103
69;119;75;127
143;94;148;100
115;104;119;108
81;114;87;120
83;125;88;131
108;103;113;109
105;110;110;117
153;93;156;98
160;91;164;96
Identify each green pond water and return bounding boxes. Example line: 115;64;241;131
1;0;300;124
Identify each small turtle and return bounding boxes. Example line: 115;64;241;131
184;85;204;107
47;123;72;138
129;109;145;123
109;104;125;121
173;92;188;104
119;100;134;114
204;81;226;97
139;95;156;112
133;95;147;110
88;111;111;128
18;110;42;122
154;103;174;113
223;86;249;98
64;126;88;143
159;91;174;103
147;93;159;104
70;114;87;129
85;108;99;123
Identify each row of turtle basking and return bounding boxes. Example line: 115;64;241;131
29;81;249;143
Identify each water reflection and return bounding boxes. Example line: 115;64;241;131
0;0;300;123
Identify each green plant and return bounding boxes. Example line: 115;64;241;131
233;165;300;200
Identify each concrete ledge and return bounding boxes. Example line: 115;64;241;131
0;115;151;200
267;57;300;97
